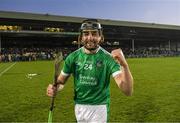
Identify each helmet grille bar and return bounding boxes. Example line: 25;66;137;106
80;21;102;30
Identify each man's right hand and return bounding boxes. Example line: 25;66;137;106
47;84;57;97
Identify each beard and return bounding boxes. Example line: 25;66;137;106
83;39;99;51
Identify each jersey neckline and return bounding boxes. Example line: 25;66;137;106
81;46;101;55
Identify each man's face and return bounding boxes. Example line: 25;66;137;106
81;30;101;51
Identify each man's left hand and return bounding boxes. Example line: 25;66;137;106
111;48;128;67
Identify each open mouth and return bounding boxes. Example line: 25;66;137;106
84;41;98;51
87;42;95;47
85;40;97;47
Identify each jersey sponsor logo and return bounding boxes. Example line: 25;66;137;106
79;74;97;86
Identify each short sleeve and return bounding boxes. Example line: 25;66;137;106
62;54;74;75
108;57;122;77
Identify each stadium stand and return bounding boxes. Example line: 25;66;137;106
0;11;180;62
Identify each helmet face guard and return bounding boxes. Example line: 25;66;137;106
80;21;102;31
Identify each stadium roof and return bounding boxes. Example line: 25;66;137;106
1;10;180;30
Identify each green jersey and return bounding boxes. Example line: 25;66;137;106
62;46;121;105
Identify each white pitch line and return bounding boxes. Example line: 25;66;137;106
0;62;16;77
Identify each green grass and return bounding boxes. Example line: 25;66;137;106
0;57;180;122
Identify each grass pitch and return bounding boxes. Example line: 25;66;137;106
0;57;179;122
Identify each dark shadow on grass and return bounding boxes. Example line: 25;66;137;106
0;102;47;122
128;96;160;122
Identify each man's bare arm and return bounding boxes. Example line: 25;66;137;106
111;49;134;96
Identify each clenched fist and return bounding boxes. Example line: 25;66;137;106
111;48;128;67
